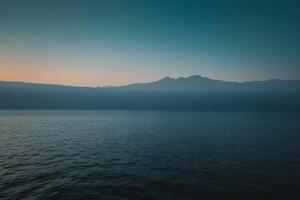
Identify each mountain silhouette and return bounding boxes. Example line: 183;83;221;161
1;75;300;111
122;75;300;91
120;75;233;90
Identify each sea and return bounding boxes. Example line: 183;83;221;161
0;110;300;200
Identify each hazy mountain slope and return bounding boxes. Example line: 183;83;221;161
122;76;300;92
120;75;238;91
0;76;300;111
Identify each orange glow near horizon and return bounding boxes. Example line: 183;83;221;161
0;68;150;87
0;53;157;87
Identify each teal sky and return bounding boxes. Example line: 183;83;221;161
1;0;300;86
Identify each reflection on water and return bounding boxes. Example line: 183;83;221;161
1;111;300;199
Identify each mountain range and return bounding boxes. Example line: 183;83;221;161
1;75;300;111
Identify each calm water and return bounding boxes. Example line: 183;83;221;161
0;111;300;200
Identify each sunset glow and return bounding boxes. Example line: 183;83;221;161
1;1;300;86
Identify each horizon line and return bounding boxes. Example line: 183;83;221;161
0;75;299;89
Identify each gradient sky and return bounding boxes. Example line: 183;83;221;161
1;0;300;86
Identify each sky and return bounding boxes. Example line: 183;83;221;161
0;0;300;86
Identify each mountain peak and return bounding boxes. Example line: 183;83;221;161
160;76;173;81
186;75;209;80
160;75;207;81
188;75;203;78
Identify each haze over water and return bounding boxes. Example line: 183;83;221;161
1;110;300;200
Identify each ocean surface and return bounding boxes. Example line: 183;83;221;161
0;110;300;200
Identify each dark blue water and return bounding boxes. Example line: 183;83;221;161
1;111;300;200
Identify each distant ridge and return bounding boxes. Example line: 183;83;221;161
120;75;300;91
1;75;300;111
1;75;299;89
